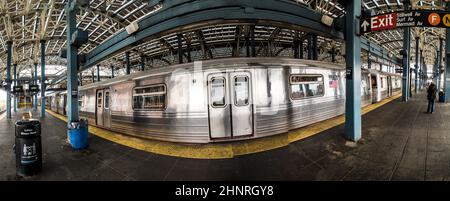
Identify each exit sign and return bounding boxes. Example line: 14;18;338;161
360;10;450;34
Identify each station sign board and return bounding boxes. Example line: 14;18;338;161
28;85;39;92
360;10;450;34
13;86;24;93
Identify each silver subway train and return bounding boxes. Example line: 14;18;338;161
46;58;402;143
0;89;6;113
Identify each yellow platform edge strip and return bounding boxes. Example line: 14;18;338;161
46;93;401;159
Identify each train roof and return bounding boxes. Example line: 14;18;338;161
79;57;400;90
79;57;346;90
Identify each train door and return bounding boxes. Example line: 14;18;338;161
371;74;378;103
96;90;104;126
96;89;111;128
103;89;111;128
63;94;67;115
208;71;253;139
56;96;60;113
387;76;392;97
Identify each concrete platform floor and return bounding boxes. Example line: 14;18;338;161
1;93;450;181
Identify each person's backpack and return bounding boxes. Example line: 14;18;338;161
428;84;437;100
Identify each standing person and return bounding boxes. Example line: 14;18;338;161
427;82;437;113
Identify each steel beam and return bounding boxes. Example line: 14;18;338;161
307;34;313;60
312;34;318;60
402;26;411;101
360;38;401;66
368;42;371;69
420;52;424;90
6;41;12;119
331;47;336;63
34;63;38;110
40;40;46;117
177;34;183;64
344;0;362;142
300;40;304;59
140;55;146;71
438;38;443;91
293;40;300;59
97;65;100;82
125;51;131;75
250;25;256;57
111;65;115;78
66;1;79;123
13;64;17;112
445;3;450;102
415;37;419;94
81;0;345;71
50;0;401;84
78;73;83;86
186;39;192;62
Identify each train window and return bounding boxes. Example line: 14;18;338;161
133;96;143;109
210;77;226;107
97;92;102;107
133;84;166;110
290;74;324;99
234;76;249;106
104;92;110;109
78;96;84;107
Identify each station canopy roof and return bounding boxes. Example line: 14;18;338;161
0;0;445;84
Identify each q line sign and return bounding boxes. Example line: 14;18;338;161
360;10;450;34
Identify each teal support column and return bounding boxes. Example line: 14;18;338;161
433;56;437;84
438;38;443;91
96;65;100;82
13;64;17;112
91;70;95;83
66;1;79;123
250;25;256;57
331;47;336;62
414;37;419;94
344;0;361;142
312;34;318;60
5;41;12;119
33;63;38;110
307;34;313;60
125;52;131;75
402;1;411;101
300;40;304;59
420;51;423;90
177;34;183;64
79;73;82;86
368;42;371;69
140;55;145;71
445;2;450;102
40;40;46;118
402;29;411;101
111;65;115;78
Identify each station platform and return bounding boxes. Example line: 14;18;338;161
1;93;449;181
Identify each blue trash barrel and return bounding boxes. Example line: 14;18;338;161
68;119;88;150
439;91;445;102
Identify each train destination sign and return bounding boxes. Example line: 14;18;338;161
360;10;450;34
